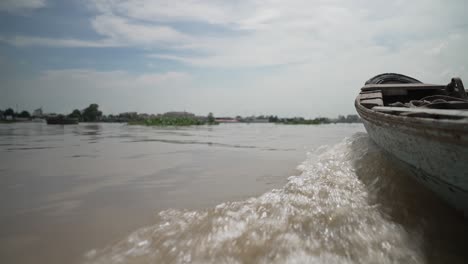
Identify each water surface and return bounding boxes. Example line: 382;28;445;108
0;123;466;264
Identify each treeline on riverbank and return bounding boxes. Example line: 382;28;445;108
128;114;217;126
1;104;360;126
0;104;102;122
0;104;219;126
0;108;32;122
268;115;360;125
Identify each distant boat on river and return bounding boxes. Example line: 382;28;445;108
355;73;468;215
46;115;79;125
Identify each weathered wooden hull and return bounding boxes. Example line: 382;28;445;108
355;99;468;215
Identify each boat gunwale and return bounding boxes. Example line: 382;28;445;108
355;97;468;146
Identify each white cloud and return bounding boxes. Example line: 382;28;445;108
1;14;192;48
3;0;468;116
0;0;46;13
88;0;244;25
84;0;468;70
91;15;191;46
0;35;119;48
6;0;468;70
39;69;191;87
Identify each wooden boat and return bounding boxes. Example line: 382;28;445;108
355;73;468;215
46;115;79;125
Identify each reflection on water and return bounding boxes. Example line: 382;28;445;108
0;123;466;264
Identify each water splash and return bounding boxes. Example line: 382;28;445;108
84;133;464;264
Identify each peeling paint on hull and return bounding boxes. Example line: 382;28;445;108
356;99;468;215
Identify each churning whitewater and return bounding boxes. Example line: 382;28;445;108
84;133;463;264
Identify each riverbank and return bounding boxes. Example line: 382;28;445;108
128;116;218;126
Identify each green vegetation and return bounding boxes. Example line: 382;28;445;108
268;115;279;122
129;116;207;126
4;108;14;117
278;117;330;125
1;103;360;126
265;115;360;125
82;104;102;122
129;112;219;127
207;112;215;124
68;109;82;119
18;111;31;118
264;115;331;125
0;108;32;122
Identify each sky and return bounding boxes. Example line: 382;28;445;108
0;0;467;117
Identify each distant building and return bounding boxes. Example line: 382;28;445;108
32;108;43;117
215;117;239;123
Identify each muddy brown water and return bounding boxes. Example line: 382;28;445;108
0;123;466;264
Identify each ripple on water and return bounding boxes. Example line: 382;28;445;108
84;133;467;264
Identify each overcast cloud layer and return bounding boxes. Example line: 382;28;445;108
1;0;467;117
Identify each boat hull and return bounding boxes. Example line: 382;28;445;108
356;100;468;215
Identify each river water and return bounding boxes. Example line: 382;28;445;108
0;123;466;264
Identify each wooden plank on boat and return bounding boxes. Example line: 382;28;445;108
361;98;384;108
362;83;445;92
359;91;382;100
373;106;468;118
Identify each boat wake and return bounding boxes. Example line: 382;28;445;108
84;133;467;264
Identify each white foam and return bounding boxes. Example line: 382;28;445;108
84;134;424;264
